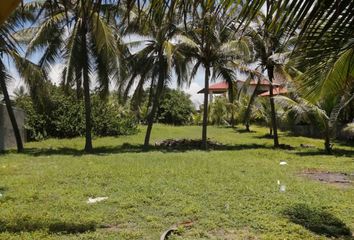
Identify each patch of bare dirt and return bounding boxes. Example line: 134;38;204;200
300;169;353;188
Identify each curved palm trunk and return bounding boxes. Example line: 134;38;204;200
267;65;279;147
81;29;93;153
244;77;261;132
0;74;23;152
202;65;210;150
144;61;165;150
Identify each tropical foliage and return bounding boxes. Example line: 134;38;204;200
0;0;353;154
15;85;138;140
157;89;195;126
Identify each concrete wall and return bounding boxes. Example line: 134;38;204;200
0;104;26;151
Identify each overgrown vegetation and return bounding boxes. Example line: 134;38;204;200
15;85;138;140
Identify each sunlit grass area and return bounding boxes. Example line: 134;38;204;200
1;125;353;239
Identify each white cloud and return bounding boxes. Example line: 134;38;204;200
182;82;204;108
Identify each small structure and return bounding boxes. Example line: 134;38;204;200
258;86;288;97
197;79;285;101
0;104;26;151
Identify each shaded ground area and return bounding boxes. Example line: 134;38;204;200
0;218;95;234
284;204;353;238
15;142;271;156
300;169;353;188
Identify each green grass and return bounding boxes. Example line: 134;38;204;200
0;124;353;239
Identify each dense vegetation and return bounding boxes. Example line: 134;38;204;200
0;0;352;154
0;2;353;239
15;85;138;140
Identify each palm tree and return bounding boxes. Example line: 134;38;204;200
25;0;124;152
186;9;251;150
277;94;354;154
0;63;23;152
0;2;39;152
247;6;297;147
120;9;191;149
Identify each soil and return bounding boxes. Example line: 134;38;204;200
300;169;353;188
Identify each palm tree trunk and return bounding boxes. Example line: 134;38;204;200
202;65;210;150
144;76;164;150
244;77;261;132
0;75;23;152
324;134;332;154
230;112;235;127
324;126;332;154
81;29;93;153
267;65;279;147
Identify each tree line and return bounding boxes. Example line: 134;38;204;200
0;0;353;154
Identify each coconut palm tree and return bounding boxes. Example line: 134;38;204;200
185;8;251;150
0;2;40;152
120;9;191;149
247;5;297;147
277;94;354;154
24;0;124;152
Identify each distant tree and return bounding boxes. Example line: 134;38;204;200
186;8;251;149
157;89;195;125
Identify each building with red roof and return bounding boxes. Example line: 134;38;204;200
197;79;285;101
258;87;288;97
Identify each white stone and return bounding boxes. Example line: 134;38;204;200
87;197;108;204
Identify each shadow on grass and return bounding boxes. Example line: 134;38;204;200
294;148;354;157
20;142;271;156
252;134;275;139
0;218;95;234
233;128;256;134
284;204;353;238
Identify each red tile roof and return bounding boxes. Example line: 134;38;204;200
258;87;288;97
197;80;280;94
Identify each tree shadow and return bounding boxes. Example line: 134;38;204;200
294;148;354;157
20;142;272;156
253;134;274;139
283;204;352;238
233;128;256;134
0;218;95;234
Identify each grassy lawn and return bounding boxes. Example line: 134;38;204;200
0;124;353;239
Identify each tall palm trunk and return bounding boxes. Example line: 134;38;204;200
324;125;332;154
324;134;332;154
202;65;210;150
144;59;165;149
244;77;261;132
0;72;23;152
267;65;279;147
81;27;93;153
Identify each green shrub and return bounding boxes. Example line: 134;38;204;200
157;89;195;125
15;86;138;140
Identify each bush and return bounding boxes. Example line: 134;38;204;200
157;89;195;125
341;123;354;141
15;86;138;141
